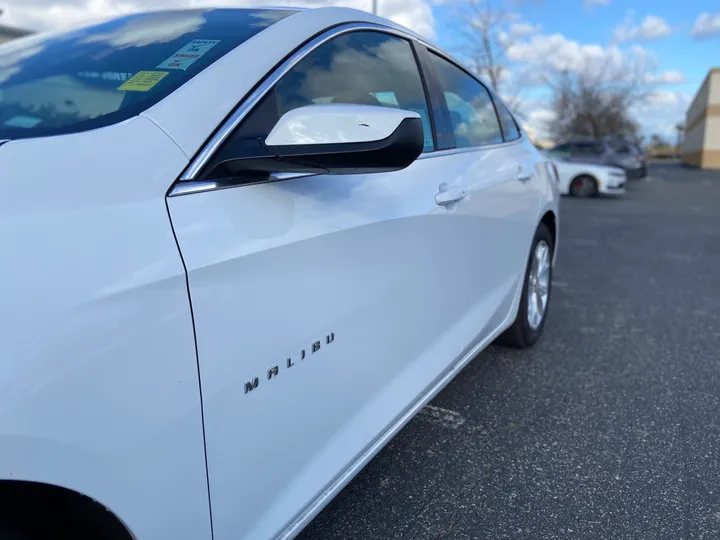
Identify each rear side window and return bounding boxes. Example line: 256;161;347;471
495;101;521;141
573;142;604;156
550;144;571;154
428;53;503;148
217;30;435;161
609;140;631;153
0;9;295;140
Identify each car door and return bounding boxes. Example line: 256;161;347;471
420;49;540;352
167;29;480;540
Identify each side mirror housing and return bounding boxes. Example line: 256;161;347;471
204;104;425;181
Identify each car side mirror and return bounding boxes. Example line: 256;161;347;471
203;104;425;181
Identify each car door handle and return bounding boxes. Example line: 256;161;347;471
435;185;467;206
517;166;533;182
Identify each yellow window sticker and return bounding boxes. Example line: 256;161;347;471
118;71;169;92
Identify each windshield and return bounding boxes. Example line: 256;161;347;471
0;8;295;140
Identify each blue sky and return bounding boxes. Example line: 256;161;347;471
3;0;719;141
432;0;717;94
429;0;720;140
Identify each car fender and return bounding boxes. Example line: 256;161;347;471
0;117;211;540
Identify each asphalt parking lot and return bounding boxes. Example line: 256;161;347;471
299;161;720;540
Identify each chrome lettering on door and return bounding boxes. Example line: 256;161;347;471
244;377;259;394
243;333;335;396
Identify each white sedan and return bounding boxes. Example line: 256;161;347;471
0;7;559;540
546;154;627;196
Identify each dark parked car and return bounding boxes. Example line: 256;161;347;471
548;138;647;180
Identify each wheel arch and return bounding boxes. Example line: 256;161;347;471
540;209;558;262
0;480;134;539
540;210;556;245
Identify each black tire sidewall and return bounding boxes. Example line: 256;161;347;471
516;224;554;347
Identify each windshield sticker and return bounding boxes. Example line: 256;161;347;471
5;116;42;128
118;71;169;92
157;39;220;71
78;71;134;82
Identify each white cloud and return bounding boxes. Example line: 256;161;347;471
507;21;540;39
507;29;685;142
584;0;609;6
645;70;685;84
508;34;592;71
511;96;554;139
691;12;720;38
0;35;45;83
526;107;555;138
633;91;691;138
1;0;435;37
82;11;206;47
498;20;541;46
646;91;681;106
3;0;139;31
613;14;672;43
507;32;654;75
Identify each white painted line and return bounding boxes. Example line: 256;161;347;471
419;405;467;430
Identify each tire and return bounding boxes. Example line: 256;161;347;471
497;223;554;349
569;174;598;197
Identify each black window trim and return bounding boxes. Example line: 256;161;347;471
494;98;522;142
175;21;526;194
408;41;440;152
412;42;453;151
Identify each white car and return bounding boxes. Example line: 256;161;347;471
546;154;627;197
0;7;559;540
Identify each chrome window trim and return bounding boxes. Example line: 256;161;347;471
176;21;527;189
169;138;527;197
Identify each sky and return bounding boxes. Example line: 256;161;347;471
1;0;718;141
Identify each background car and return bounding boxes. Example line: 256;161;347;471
0;7;558;540
545;153;627;196
548;137;647;180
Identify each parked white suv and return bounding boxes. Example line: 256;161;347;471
0;7;559;540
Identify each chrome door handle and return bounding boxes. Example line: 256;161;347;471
435;185;467;206
518;167;533;182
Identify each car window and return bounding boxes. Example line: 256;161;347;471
428;53;503;148
608;140;631;153
550;144;571;154
573;142;604;156
229;31;434;154
0;9;295;140
495;101;521;141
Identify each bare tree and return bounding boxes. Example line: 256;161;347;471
458;0;511;92
544;54;653;142
453;0;527;116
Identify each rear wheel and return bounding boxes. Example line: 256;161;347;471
497;223;553;349
570;174;598;197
